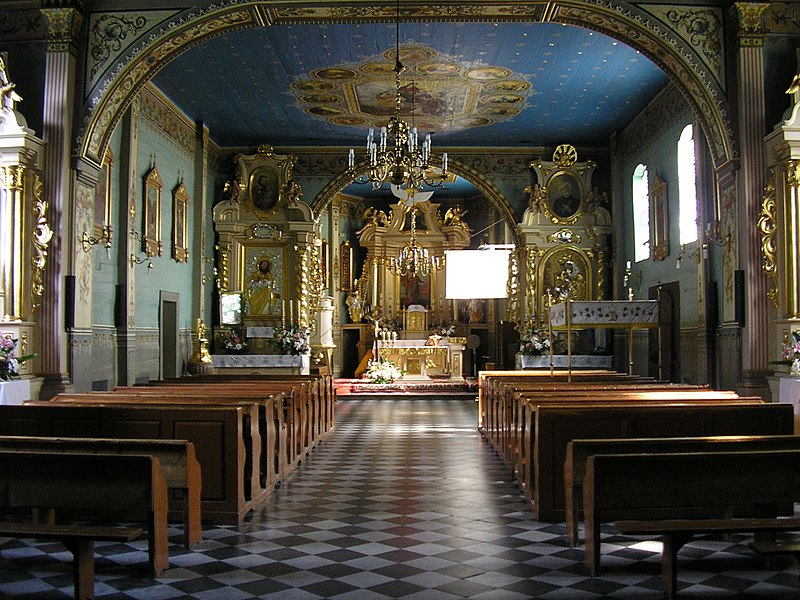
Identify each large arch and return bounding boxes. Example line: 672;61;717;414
311;158;522;247
76;1;734;171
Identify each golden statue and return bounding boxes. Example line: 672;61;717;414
247;257;280;316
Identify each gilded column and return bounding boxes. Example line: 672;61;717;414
733;3;770;387
38;7;83;397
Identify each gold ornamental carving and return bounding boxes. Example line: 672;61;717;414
734;3;769;47
784;160;800;318
552;144;578;168
30;172;52;311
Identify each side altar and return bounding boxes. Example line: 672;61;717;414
378;338;466;380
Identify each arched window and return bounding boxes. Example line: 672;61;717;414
678;124;698;245
632;164;650;262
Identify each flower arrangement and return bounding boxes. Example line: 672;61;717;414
0;334;35;381
782;331;800;364
430;322;456;338
221;328;247;354
519;321;551;356
364;359;404;384
273;326;311;355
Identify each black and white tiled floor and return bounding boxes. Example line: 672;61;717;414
2;397;799;599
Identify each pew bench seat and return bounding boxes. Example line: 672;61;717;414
0;522;142;600
615;518;800;600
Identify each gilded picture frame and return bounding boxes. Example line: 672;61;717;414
544;170;583;223
340;241;352;290
650;172;669;261
236;145;295;219
321;240;329;289
93;147;113;238
143;165;163;257
243;245;285;319
172;179;189;263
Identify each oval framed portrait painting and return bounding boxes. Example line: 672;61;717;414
545;171;583;221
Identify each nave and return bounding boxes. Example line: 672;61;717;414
1;398;799;599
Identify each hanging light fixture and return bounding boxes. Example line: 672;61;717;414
389;208;444;277
347;0;448;192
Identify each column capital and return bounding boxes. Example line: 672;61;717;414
733;3;770;47
41;7;84;53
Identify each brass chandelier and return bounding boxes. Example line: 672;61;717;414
347;0;448;192
389;209;444;278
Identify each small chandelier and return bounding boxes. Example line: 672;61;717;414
347;0;447;192
389;209;444;277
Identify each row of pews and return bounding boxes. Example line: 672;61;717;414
0;373;334;600
478;369;800;600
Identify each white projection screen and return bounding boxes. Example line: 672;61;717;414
445;249;511;299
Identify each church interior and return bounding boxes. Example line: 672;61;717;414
2;1;800;598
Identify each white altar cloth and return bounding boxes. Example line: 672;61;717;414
211;354;309;374
549;300;658;328
0;379;31;405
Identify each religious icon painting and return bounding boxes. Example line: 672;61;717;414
172;179;189;263
93;147;113;239
142;164;162;257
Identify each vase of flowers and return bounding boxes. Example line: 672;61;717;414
221;328;247;354
773;331;800;374
0;334;35;381
273;326;311;355
519;321;551;356
364;359;404;384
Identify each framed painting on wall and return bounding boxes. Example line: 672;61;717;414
340;241;352;290
243;246;285;319
650;172;669;261
93;147;113;238
545;170;583;222
143;165;163;257
172;179;189;262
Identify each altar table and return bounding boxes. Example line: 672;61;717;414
377;339;465;379
210;354;310;375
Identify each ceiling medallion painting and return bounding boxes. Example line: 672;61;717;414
292;44;532;133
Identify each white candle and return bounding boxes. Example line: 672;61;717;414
281;300;285;327
289;301;293;326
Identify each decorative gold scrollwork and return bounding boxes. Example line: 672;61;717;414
758;167;779;307
506;249;520;324
552;144;578;168
30;172;52;312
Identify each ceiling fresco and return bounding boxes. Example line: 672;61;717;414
152;21;669;148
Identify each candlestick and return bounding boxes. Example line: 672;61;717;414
289;300;293;327
281;300;285;327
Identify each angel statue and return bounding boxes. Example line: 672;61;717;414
0;55;23;111
443;206;467;227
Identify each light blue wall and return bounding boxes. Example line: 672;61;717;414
618;107;700;325
91;125;123;327
133;120;197;330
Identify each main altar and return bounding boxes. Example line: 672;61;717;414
377;338;466;379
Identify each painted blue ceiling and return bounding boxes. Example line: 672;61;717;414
153;21;669;149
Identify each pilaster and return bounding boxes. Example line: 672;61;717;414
732;2;770;386
38;6;83;398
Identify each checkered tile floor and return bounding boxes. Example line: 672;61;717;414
2;398;799;598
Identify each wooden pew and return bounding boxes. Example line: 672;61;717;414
502;384;716;477
565;434;800;547
0;522;142;600
477;370;635;434
513;390;755;509
582;449;800;596
0;403;249;524
0;436;201;547
115;382;311;479
96;388;284;488
157;373;336;438
134;379;325;473
45;392;269;510
0;451;169;577
530;401;794;521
